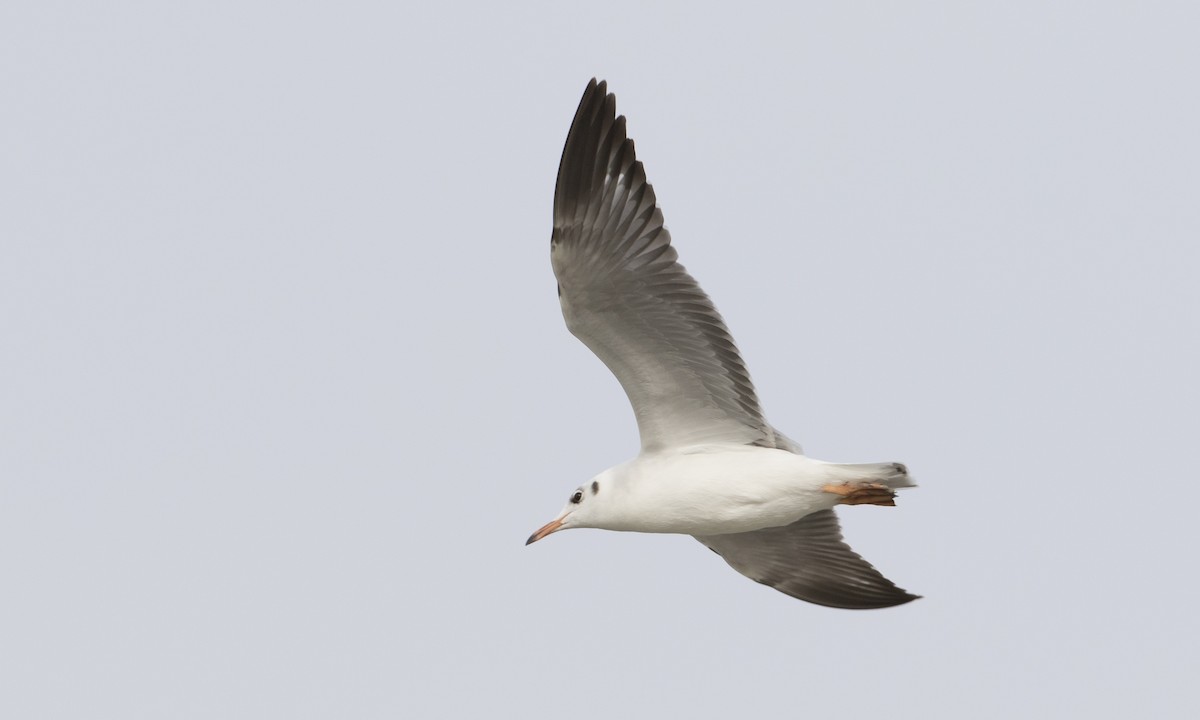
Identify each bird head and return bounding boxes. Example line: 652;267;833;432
525;478;605;545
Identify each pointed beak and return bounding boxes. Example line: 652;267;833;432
525;517;566;545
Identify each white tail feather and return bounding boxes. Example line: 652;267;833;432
826;462;916;490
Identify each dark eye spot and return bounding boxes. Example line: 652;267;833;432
570;490;583;504
591;481;599;495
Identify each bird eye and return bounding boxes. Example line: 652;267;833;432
570;490;583;504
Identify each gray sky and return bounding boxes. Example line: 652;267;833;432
3;2;1198;718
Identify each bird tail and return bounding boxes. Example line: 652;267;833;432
822;462;915;506
836;461;915;488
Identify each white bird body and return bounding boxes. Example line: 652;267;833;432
575;447;906;536
527;79;919;609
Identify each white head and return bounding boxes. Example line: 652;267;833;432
525;477;608;545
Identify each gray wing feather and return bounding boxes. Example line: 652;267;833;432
695;425;919;609
552;79;773;451
696;508;919;609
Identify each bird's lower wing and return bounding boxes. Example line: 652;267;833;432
695;508;919;609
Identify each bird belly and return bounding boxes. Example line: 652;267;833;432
610;447;838;535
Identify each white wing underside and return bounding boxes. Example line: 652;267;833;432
551;80;917;609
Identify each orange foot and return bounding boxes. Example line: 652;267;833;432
822;481;897;507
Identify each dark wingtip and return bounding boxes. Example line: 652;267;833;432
579;77;606;106
790;587;922;610
553;77;624;232
525;532;537;546
868;587;922;609
867;590;921;608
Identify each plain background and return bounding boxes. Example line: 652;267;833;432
3;2;1198;718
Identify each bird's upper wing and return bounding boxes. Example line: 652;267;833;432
695;424;918;609
552;79;772;451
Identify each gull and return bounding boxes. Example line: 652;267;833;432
526;79;919;609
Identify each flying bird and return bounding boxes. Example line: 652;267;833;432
526;79;919;609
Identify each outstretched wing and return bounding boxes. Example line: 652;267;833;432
696;508;919;609
551;79;773;452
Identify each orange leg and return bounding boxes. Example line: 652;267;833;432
822;481;897;507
